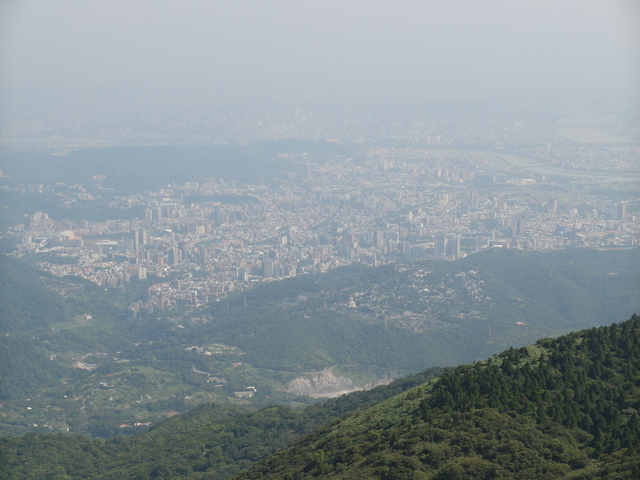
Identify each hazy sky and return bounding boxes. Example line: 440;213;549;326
1;0;638;119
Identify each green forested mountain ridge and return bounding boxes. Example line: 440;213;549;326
197;247;640;371
0;253;167;435
0;255;81;403
1;248;638;437
3;317;639;479
235;315;640;480
0;368;444;480
0;255;70;333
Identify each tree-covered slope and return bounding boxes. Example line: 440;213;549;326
235;315;640;480
195;247;640;371
0;254;161;434
0;369;444;480
1;248;638;438
0;255;81;405
4;317;639;480
0;255;70;334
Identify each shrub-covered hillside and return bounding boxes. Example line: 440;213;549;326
3;317;640;479
0;369;444;479
236;315;640;480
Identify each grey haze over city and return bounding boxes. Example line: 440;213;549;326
1;0;639;129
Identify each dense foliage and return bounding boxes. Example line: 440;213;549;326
4;317;640;479
0;248;638;437
0;369;444;479
0;255;70;333
236;315;640;479
198;247;640;370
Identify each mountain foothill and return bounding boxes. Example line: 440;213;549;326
0;247;639;478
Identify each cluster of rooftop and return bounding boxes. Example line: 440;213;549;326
10;146;637;315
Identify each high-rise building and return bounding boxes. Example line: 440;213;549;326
469;190;478;209
168;248;181;265
140;228;148;244
137;267;147;280
446;236;461;257
373;230;384;248
434;235;447;256
262;258;275;278
196;247;207;266
617;203;628;221
132;228;148;250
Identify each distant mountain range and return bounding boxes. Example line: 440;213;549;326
0;141;349;193
0;141;350;227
